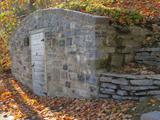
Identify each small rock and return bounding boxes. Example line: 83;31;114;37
141;111;160;120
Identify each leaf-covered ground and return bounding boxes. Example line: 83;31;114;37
1;73;160;120
0;73;138;120
111;62;160;75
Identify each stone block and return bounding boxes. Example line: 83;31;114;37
123;96;139;100
111;78;129;85
141;111;160;120
53;60;63;68
148;90;160;95
120;47;133;54
117;90;128;96
100;77;129;85
99;94;111;98
112;95;122;100
130;80;153;86
135;55;151;61
102;47;116;53
100;82;117;89
100;73;146;79
69;72;78;80
52;68;60;81
86;74;97;84
122;38;140;48
111;54;124;67
135;91;147;96
150;75;160;80
86;50;96;60
100;77;113;82
151;52;160;57
68;64;77;72
137;48;160;52
100;88;115;94
153;80;160;85
120;86;158;91
77;89;90;98
141;52;150;56
60;70;68;80
124;54;134;63
96;51;109;58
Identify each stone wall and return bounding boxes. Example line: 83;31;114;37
98;73;160;101
95;25;159;70
10;8;108;98
44;10;103;98
95;18;160;70
135;48;160;68
10;8;160;100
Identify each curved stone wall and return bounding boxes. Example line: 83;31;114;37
98;73;160;100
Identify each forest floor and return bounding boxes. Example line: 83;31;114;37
0;73;160;120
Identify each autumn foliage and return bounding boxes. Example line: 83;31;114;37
0;1;18;72
57;0;160;24
0;74;135;120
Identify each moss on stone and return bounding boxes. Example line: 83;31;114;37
95;55;111;70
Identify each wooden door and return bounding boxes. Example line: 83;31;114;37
30;32;45;96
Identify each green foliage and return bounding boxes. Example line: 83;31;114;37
56;0;144;25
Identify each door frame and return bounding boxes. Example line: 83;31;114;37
29;28;48;95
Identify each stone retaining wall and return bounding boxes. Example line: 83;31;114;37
98;73;160;100
135;48;160;68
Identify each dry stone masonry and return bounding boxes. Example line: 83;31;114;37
98;73;160;100
135;48;160;68
10;8;160;100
